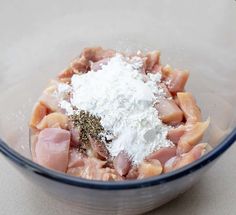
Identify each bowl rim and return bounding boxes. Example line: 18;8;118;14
0;128;235;190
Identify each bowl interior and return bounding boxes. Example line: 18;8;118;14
0;0;236;160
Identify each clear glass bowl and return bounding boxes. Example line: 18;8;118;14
0;1;236;214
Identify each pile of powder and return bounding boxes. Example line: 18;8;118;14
59;54;173;164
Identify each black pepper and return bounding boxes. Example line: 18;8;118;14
69;110;105;145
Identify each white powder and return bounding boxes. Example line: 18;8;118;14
60;54;173;164
57;83;72;95
60;100;74;115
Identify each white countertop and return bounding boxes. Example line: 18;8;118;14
1;143;235;215
1;0;236;214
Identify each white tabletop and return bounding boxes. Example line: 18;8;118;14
1;143;235;215
1;0;236;214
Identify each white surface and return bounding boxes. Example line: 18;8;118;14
0;0;236;214
0;143;235;215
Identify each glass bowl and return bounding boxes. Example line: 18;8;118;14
0;0;236;214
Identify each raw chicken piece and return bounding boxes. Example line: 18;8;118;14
91;58;110;71
161;64;173;80
40;85;60;112
70;127;82;147
81;47;115;62
58;67;75;80
158;83;172;98
155;99;184;125
79;157;122;181
68;149;86;168
67;166;84;176
167;125;185;144
101;170;123;181
35;128;71;172
59;47;115;78
164;143;207;173
146;147;177;165
151;64;162;74
177;92;202;123
174;95;180;106
126;166;139;180
167;70;189;93
81;157;105;178
89;137;109;160
71;55;90;73
138;160;163;179
145;51;160;72
29;102;48;128
177;119;210;154
113;151;131;176
36;112;68;130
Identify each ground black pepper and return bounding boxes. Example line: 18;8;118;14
69;110;104;145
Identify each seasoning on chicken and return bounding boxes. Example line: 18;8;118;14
30;47;209;181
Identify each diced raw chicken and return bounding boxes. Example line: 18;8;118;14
68;149;86;168
35;128;71;172
158;83;172;98
82;157;105;171
146;147;177;165
145;51;160;72
163;157;177;173
126;166;139;180
93;172;111;181
127;51;145;58
89;137;109;160
102;49;116;59
40;85;60;112
138;160;163;179
78;157;122;181
190;143;207;158
167;70;189;93
58;67;75;80
177;119;210;154
174;95;180;106
71;55;90;73
36;112;69;130
113;151;131;176
151;64;162;74
167;126;185;144
161;64;173;80
60;47;115;76
101;169;123;181
29;102;48;128
164;143;207;173
70;127;82;147
91;58;110;71
59;77;72;84
155;99;184;125
67;166;84;176
81;47;115;62
177;92;202;123
68;157;102;178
